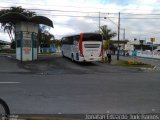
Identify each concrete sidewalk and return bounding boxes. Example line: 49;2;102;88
0;55;29;73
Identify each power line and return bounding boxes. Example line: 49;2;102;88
0;1;120;11
104;15;119;27
121;17;160;19
38;13;117;19
121;13;160;15
2;1;160;12
2;5;160;16
40;14;101;18
27;8;101;14
107;18;118;26
2;5;160;20
0;6;101;14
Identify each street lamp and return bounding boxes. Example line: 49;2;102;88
122;28;125;41
120;28;125;54
117;12;120;60
139;40;144;51
104;12;121;60
104;17;110;54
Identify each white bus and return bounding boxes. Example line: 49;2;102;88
61;32;103;62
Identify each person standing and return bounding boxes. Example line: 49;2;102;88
107;53;111;63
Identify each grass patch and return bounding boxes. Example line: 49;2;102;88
38;52;57;56
101;57;108;63
0;49;16;54
38;53;52;55
116;60;154;68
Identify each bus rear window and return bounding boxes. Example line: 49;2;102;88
83;34;102;41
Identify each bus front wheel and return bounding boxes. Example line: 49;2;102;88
71;54;74;61
62;51;64;57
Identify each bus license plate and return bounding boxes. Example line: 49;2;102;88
90;58;94;60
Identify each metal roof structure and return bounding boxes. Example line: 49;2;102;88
0;12;53;27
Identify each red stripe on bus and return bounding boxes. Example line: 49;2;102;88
79;33;83;57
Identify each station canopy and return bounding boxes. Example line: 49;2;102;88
0;12;53;28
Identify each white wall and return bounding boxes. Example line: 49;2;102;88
125;44;134;51
15;22;38;33
0;45;11;49
16;48;21;60
137;50;160;59
16;47;37;61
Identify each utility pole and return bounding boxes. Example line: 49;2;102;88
99;12;100;32
117;12;120;60
123;29;125;41
123;29;125;53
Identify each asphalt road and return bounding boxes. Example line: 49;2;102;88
0;55;160;115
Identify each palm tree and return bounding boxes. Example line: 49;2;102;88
100;25;117;49
0;6;36;42
38;25;55;45
37;25;55;53
100;25;117;62
100;25;117;50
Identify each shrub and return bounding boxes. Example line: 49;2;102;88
127;60;145;65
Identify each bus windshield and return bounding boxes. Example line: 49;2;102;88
83;33;102;41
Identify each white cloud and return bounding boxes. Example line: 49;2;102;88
136;0;158;5
50;25;75;39
52;16;71;24
0;32;10;41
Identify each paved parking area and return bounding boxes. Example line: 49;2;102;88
0;54;142;75
2;53;160;75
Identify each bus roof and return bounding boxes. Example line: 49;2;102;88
61;32;102;38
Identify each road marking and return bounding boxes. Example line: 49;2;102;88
0;82;21;84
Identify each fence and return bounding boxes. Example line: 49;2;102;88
137;50;160;59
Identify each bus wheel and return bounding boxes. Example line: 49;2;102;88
62;51;64;57
71;54;74;61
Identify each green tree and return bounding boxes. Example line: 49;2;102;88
100;25;117;50
0;6;36;42
37;25;55;48
11;41;16;49
0;6;54;51
51;39;61;47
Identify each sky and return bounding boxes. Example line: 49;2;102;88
1;0;160;43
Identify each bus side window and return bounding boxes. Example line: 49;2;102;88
73;35;80;42
67;37;72;45
73;35;79;45
61;38;64;44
